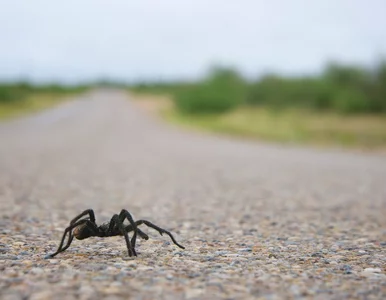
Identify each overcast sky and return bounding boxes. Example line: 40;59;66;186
1;0;386;83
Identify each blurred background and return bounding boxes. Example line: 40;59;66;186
1;0;386;149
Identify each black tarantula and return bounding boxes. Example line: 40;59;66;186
45;209;185;258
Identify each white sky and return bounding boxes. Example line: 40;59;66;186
1;0;386;83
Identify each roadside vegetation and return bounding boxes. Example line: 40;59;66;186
130;61;386;150
0;83;88;120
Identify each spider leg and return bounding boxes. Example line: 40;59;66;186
70;209;96;224
123;224;148;253
110;214;136;257
125;224;149;239
131;230;137;249
45;219;99;259
46;209;97;259
118;209;138;233
127;227;150;249
124;224;149;240
61;210;97;254
135;220;185;249
118;209;142;255
61;220;99;252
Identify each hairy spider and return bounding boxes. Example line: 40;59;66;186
45;209;185;258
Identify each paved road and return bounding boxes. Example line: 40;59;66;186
1;90;385;299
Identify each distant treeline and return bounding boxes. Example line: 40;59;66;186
132;61;386;114
0;82;88;103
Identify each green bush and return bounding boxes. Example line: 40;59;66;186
321;63;386;113
0;82;88;104
246;75;330;110
0;84;29;103
174;67;246;114
129;60;386;115
246;61;386;114
368;61;386;112
331;89;369;113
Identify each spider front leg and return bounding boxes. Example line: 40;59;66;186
118;209;138;234
109;214;136;257
125;224;149;249
119;209;144;254
136;220;185;249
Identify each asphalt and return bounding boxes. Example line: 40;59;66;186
0;90;385;299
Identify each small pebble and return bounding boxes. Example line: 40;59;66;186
363;268;382;273
340;265;353;274
30;267;44;275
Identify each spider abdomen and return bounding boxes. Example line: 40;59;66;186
73;223;92;240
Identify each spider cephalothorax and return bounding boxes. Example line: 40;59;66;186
45;209;185;258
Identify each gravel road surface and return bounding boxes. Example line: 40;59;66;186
1;90;385;299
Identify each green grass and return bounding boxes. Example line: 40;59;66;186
0;93;74;120
162;104;386;150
